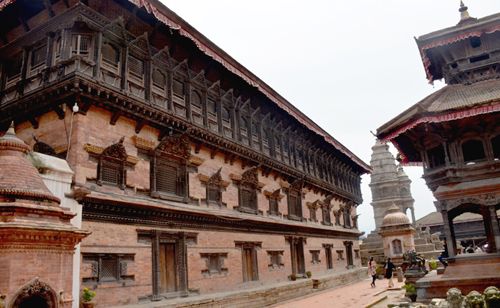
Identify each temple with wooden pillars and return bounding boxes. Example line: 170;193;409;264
0;0;369;306
377;2;500;301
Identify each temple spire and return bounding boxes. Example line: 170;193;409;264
458;1;475;24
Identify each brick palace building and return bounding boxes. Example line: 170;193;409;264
0;0;370;306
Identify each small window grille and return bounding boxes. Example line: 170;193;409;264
102;43;120;67
54;37;62;61
100;255;119;281
31;44;47;68
309;207;317;221
310;250;321;264
71;34;91;56
152;69;166;88
267;251;284;269
173;78;185;97
201;253;227;276
101;160;121;185
128;55;144;78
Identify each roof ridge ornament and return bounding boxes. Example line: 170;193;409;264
458;1;476;24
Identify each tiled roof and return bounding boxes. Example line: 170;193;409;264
416;210;500;226
377;78;500;139
0;123;60;203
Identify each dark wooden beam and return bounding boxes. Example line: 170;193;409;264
18;16;30;33
110;110;122;125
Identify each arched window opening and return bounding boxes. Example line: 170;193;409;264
462;139;486;164
392;239;403;255
426;144;446;169
97;138;127;189
102;43;120;69
152;69;166;89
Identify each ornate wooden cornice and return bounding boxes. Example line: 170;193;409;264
81;196;362;239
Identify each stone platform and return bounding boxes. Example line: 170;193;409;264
416;253;500;302
110;268;368;308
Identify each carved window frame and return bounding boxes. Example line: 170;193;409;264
82;253;134;285
200;253;228;277
267;250;284;270
265;188;283;216
97;138;128;189
150;133;191;203
200;168;228;207
310;250;321;264
336;250;344;261
235;167;261;215
286;179;304;221
392;239;403;255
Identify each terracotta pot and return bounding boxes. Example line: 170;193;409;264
82;302;95;308
409;294;417;302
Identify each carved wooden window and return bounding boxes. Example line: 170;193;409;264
82;253;134;284
207;97;216;114
462;139;486;163
203;168;227;207
267;250;284;269
71;34;92;57
207;97;218;132
150;134;190;202
240;117;249;145
5;53;22;84
309;207;317;222
53;36;62;62
191;90;203;125
152;68;166;89
426;144;446;169
236;167;260;214
221;106;232;138
265;188;282;216
269;198;279;215
274;135;282;160
322;205;332;225
310;250;321;264
200;253;228;276
324;244;333;269
343;205;352;228
97;138;127;189
492;135;500;160
30;43;47;70
154;158;186;197
262;128;270;156
173;78;185;99
392;239;403;255
128;55;144;80
287;181;303;220
102;43;120;69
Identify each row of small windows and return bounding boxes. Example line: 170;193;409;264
1;29;360;196
426;135;500;169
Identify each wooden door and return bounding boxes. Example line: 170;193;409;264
243;247;257;282
295;242;305;275
325;247;333;269
159;243;177;293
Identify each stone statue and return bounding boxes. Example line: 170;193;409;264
403;250;426;272
465;290;485;308
484;286;500;308
446;287;464;308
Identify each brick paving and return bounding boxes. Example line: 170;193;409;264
272;277;405;308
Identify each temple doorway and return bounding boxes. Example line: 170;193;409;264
11;279;57;308
288;237;306;276
18;295;49;308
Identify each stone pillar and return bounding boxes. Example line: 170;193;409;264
152;231;161;301
410;208;416;225
441;210;456;257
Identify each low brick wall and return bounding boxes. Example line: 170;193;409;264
134;268;367;308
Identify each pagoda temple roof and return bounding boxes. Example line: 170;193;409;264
377;78;500;142
0;0;370;173
415;11;500;82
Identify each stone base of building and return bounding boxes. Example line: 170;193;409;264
110;268;367;308
415;253;500;302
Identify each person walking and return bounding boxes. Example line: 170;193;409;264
368;257;377;288
384;258;396;288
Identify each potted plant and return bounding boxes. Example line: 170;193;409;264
428;259;438;270
81;287;96;308
402;283;417;302
289;273;297;281
306;271;312;278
